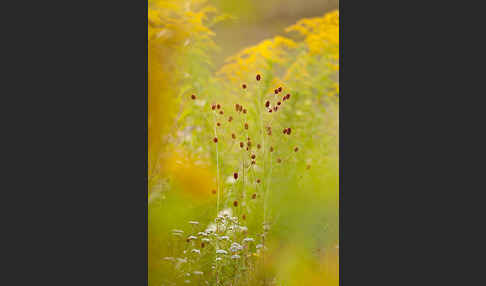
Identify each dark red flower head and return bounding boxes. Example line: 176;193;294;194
234;172;238;179
242;84;247;89
278;87;282;92
265;100;270;108
213;137;218;143
256;74;261;81
191;94;196;100
233;200;238;207
217;104;221;109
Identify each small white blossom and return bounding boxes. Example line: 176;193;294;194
201;238;210;242
239;226;248;232
189;221;199;225
185;273;191;277
205;224;217;233
242;237;254;243
176;258;187;263
162;257;175;261
215;257;222;261
219;236;229;241
231;254;241;259
193;271;203;275
184;280;191;284
230;242;243;252
187;235;198;240
216;249;228;255
172;229;184;234
191;249;201;254
256;244;263;249
218;208;232;217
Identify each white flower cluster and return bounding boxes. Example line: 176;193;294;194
229;242;243;252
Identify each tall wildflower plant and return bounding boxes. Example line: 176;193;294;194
162;74;303;286
149;7;339;286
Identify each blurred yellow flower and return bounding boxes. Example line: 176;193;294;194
286;10;339;59
217;36;297;85
161;147;215;200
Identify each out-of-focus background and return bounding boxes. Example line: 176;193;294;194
148;0;339;285
211;0;338;66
